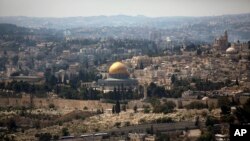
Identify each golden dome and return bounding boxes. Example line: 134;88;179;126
108;62;129;75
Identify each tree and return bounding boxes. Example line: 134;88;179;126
234;98;250;123
7;118;17;132
62;127;70;136
150;125;154;134
0;56;8;71
112;105;115;114
171;74;176;84
11;55;19;66
53;135;59;140
115;100;121;114
185;101;207;110
197;48;202;55
156;131;170;141
205;116;219;127
220;105;231;115
122;104;126;112
114;122;121;128
235;77;239;86
197;132;213;141
4;50;7;55
96;109;102;114
38;133;52;141
133;105;138;113
143;105;150;113
195;116;200;126
218;97;230;107
152;100;176;114
49;103;55;109
34;120;41;129
139;62;144;69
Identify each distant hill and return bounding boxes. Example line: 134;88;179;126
0;14;249;30
0;14;249;42
0;23;30;34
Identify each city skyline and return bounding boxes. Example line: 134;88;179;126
0;0;250;17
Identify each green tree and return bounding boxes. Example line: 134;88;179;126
49;103;55;109
62;127;70;136
11;55;19;66
186;101;207;110
38;133;52;141
139;62;144;69
156;132;170;141
205;116;219;127
171;74;176;84
218;97;230;107
234;98;250;123
112;105;115;114
53;135;59;140
235;77;239;86
122;104;126;112
7;118;17;132
133;105;138;113
115;100;121;114
196;48;202;55
218;97;231;116
197;132;213;141
220;105;231;115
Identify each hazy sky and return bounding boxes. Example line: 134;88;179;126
0;0;250;17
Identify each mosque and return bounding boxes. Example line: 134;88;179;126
97;61;138;93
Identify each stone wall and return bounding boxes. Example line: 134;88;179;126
128;98;219;109
0;94;113;110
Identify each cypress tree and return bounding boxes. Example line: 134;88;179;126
115;100;121;114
